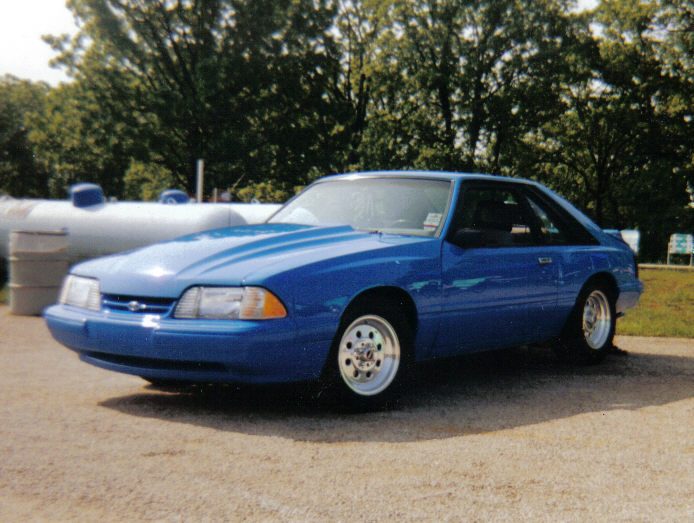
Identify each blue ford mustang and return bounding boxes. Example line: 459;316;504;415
45;172;643;407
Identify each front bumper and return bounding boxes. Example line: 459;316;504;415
44;304;331;384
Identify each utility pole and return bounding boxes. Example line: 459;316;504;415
196;159;204;203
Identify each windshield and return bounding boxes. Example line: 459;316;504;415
269;177;452;237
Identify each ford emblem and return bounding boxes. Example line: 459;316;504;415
128;301;144;312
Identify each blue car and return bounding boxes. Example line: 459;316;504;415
45;172;643;407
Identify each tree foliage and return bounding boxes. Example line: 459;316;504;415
43;0;356;194
235;180;298;203
357;0;595;174
123;159;178;201
28;74;146;198
0;75;51;197
518;0;693;259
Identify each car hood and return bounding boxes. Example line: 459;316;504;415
73;223;432;297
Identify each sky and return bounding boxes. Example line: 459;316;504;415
0;0;78;85
0;0;600;86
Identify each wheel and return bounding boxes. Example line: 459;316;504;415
557;284;615;364
320;301;412;410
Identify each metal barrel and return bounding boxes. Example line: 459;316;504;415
9;230;69;316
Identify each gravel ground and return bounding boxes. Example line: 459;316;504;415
1;305;693;521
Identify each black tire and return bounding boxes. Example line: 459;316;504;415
318;300;412;411
556;284;616;364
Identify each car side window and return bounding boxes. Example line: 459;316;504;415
453;187;537;247
525;195;569;245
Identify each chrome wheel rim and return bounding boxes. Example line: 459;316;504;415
337;315;400;396
582;290;612;350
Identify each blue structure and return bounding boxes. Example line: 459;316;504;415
158;189;190;204
70;183;104;208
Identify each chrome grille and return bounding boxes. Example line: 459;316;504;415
101;294;176;315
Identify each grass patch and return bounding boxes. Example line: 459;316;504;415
617;268;694;338
0;284;6;304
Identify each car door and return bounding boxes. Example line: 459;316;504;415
432;182;560;357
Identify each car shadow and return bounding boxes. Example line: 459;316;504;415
99;342;694;443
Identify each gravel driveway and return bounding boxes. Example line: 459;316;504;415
1;305;692;521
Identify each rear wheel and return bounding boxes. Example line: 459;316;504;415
557;284;616;364
320;301;412;410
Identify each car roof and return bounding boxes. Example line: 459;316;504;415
325;170;536;186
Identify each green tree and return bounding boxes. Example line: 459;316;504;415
235;180;296;203
123;159;179;201
0;75;51;197
518;0;693;260
46;0;354;195
28;73;149;198
355;0;591;173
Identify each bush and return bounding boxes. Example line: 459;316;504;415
123;160;181;201
235;181;298;203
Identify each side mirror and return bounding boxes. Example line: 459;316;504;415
450;229;484;249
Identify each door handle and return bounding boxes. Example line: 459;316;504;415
538;257;553;265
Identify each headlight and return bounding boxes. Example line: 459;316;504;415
174;286;287;320
59;275;101;312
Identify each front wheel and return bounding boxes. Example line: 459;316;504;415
320;302;412;410
557;285;616;364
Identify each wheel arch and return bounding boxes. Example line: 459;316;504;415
580;271;618;303
342;286;418;335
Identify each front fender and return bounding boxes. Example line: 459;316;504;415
264;238;443;362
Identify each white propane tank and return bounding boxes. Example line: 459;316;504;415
0;193;281;262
